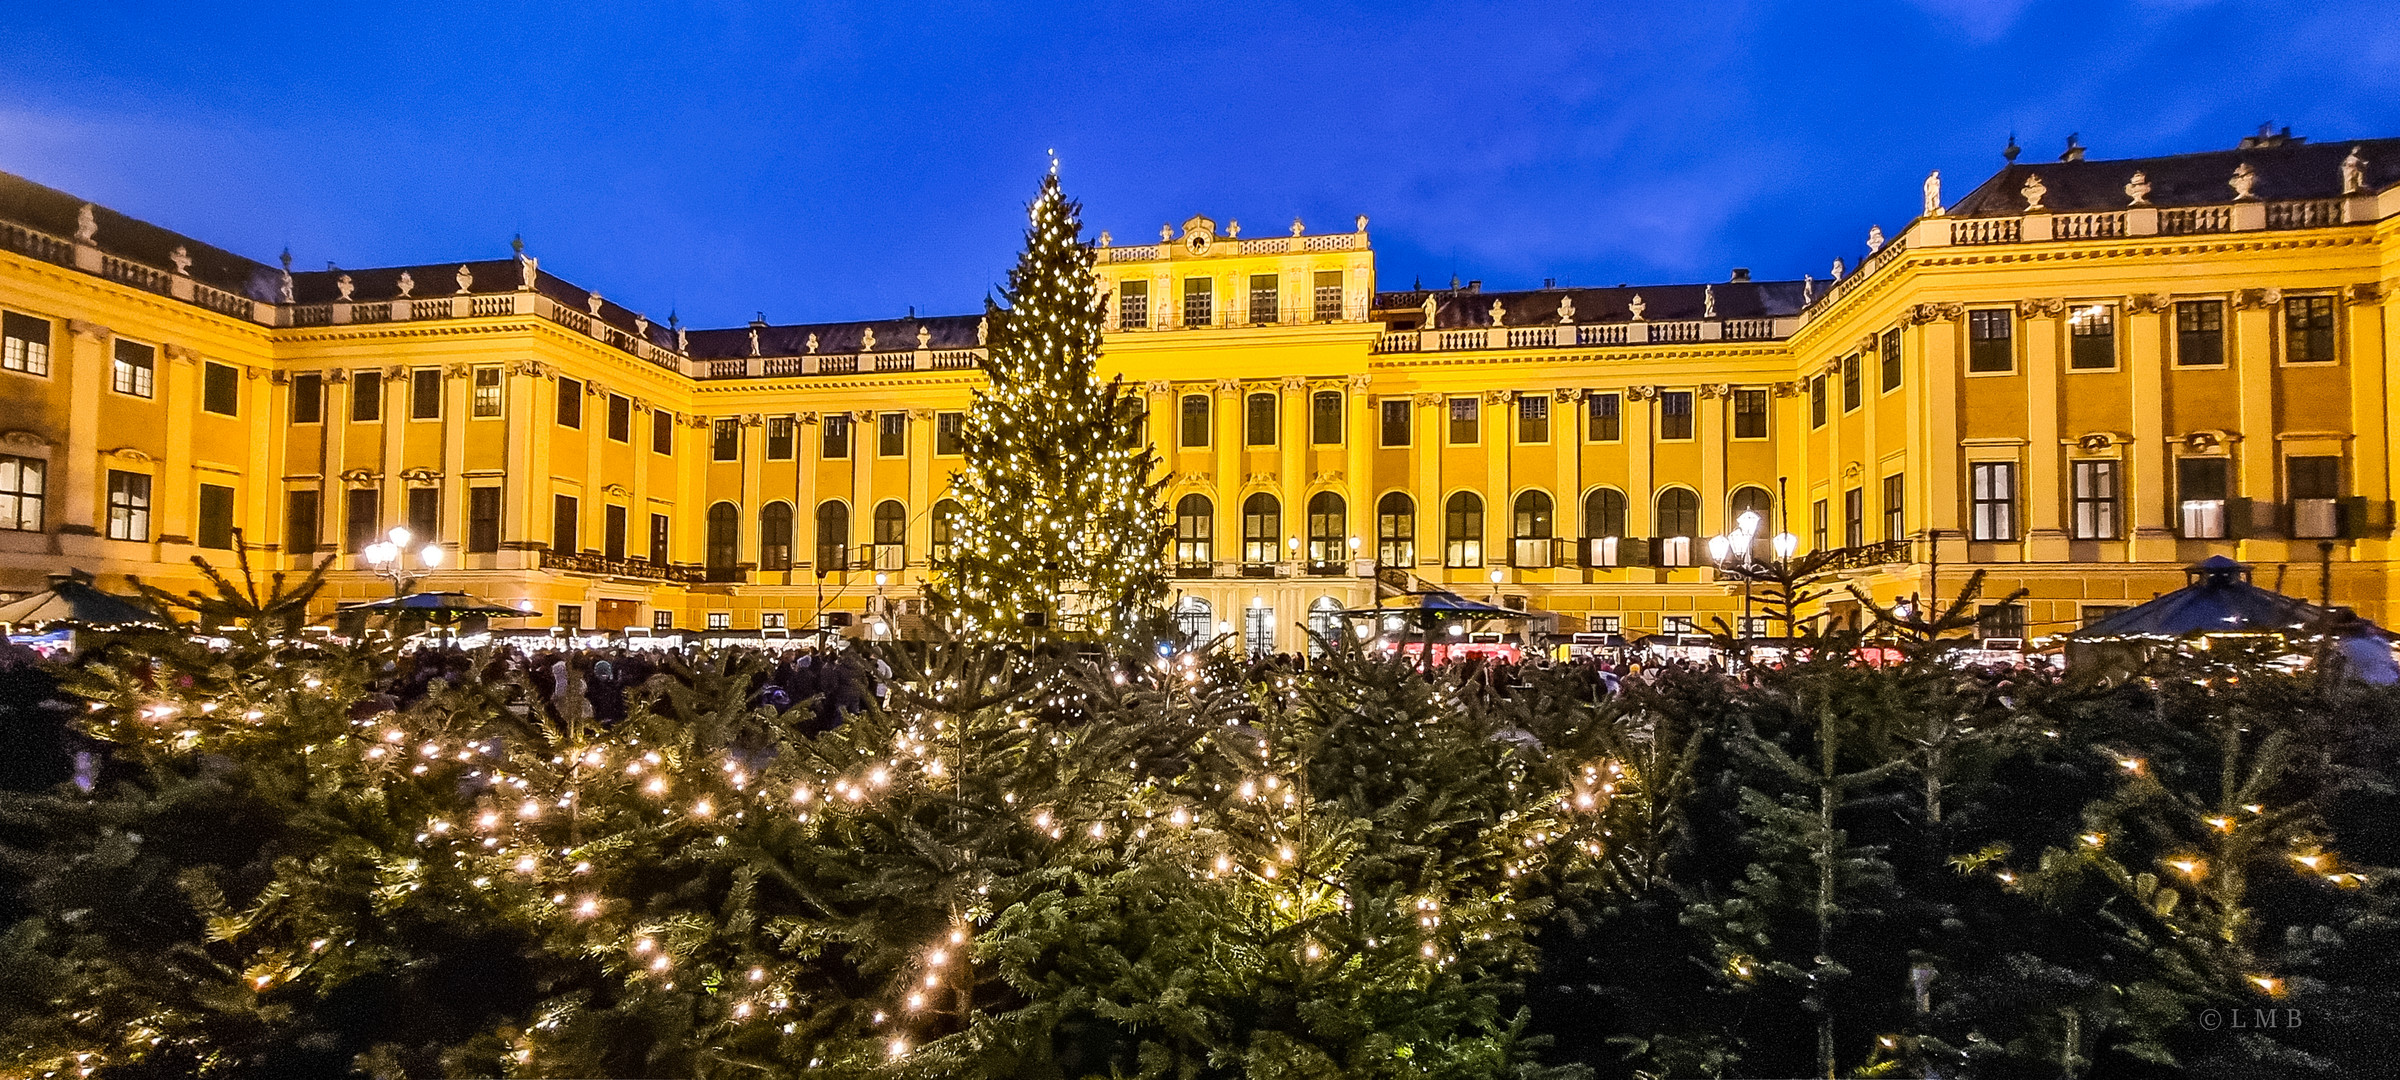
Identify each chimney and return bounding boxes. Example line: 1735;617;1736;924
1729;268;1751;282
1466;280;1481;293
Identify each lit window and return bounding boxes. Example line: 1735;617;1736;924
472;367;504;417
1;311;51;376
0;455;44;532
112;339;155;398
106;470;150;541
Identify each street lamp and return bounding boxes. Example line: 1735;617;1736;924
1709;511;1798;669
362;526;445;599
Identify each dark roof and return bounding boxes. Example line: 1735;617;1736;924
2070;556;2338;638
0;171;284;302
1949;136;2400;218
288;259;523;305
1371;280;1807;328
681;313;986;360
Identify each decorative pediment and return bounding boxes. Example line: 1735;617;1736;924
338;468;379;485
2074;432;2123;453
602;483;631;498
0;430;52;452
103;447;156;464
399;467;442;485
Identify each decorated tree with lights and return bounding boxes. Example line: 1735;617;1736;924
930;169;1169;642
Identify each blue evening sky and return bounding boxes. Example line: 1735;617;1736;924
2;1;2395;328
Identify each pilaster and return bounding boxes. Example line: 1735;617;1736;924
1213;380;1240;564
2125;297;2174;558
2231;291;2279;538
58;320;107;540
2021;300;2067;560
1411;393;1442;574
158;345;198;548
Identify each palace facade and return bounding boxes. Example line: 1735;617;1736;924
2;130;2396;651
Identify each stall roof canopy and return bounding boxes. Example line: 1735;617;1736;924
0;573;167;629
2069;557;2367;639
1341;591;1535;619
336;591;529;621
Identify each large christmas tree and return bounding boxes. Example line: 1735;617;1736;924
930;169;1167;642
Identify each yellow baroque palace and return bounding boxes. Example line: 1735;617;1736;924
2;130;2397;652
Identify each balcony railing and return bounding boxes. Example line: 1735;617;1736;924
1372;315;1798;355
1819;538;1912;571
541;549;709;583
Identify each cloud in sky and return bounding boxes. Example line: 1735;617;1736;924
0;0;2392;325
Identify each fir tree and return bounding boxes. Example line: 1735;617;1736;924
931;168;1169;643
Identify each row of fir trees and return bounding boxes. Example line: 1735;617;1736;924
1;173;2393;1079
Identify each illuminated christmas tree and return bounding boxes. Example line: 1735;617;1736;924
930;168;1168;641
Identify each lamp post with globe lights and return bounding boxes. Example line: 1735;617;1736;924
361;526;446;599
1707;510;1799;670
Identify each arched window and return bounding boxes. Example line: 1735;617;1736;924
1729;485;1774;533
1655;488;1700;567
1376;492;1415;568
1306;491;1346;566
872;500;906;570
1241;492;1281;565
1512;490;1554;568
1173;595;1213;639
1445;491;1483;568
930;498;962;565
1174;494;1212;569
705;502;740;580
815;501;849;574
1583;488;1627;567
759;502;793;571
1306;596;1344;657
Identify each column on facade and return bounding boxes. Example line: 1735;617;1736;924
627;399;652;568
1410;393;1442;577
244;365;276;549
324;369;354;554
739;412;766;581
2348;288;2392;553
2125;297;2173;560
1625;387;1655;541
1343;375;1372;568
1699;382;1729;542
159;345;198;547
794;412;819;615
1483;390;1513;579
1278;376;1306;569
2022;302;2067;560
2231;291;2278;540
1916;307;1964;566
578;382;603;559
1553;388;1584;572
441;365;470;554
676;413;706;571
906;407;935;585
850;410;875;581
380;365;406;546
1213;380;1240;572
1854;336;1882;555
58;321;107;539
517;367;555;569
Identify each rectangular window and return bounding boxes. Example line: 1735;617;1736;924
1841;353;1861;411
761;612;787;630
707;612;731;630
352;370;382;421
2071;460;2119;539
2177;457;2230;538
1312;391;1343;444
2176;301;2225;366
1182;277;1213;327
2285;296;2336;362
1588;392;1620;441
604;504;628;561
1661;616;1697;635
203;362;239;416
1883;473;1905;543
653;609;674;631
1733;388;1768;439
1116;279;1150;330
552;494;578;554
555;377;582;427
1809;375;1827;427
713;419;741;461
2288;455;2342;538
406;486;439;543
1517;395;1550;443
1448;397;1479;444
345;488;379;552
766;416;795;459
472;367;504;417
1880;328;1902;392
1314;271;1344;321
194;487;238;556
106;471;151;540
1843;487;1864;548
409;368;441;419
1970;461;2018;541
936;411;965;455
1245;393;1276;445
1248;273;1279;324
1658;391;1693;440
606;394;631;441
821;413;850;458
291;373;324;423
652;409;674;454
111;339;155;398
1811;498;1828;551
468;487;501;553
1380;398;1411;446
1967;309;2014;372
1;311;51;376
1977;603;2027;642
557;605;582;632
880;412;907;457
285;489;318;555
649;513;669;564
2068;304;2117;370
1180;394;1210;448
0;456;41;532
